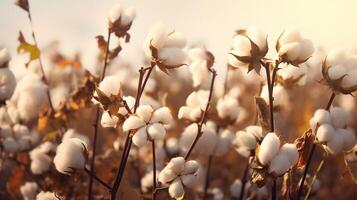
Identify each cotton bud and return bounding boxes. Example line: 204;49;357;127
216;95;239;121
0;48;11;67
330;107;349;128
338;128;356;151
229;28;268;73
36;191;57;200
20;182;38;200
188;47;215;87
325;134;344;154
246;125;264;140
168;179;185;199
258;132;280;165
0;67;16;101
277;29;314;65
268;154;291;176
316;124;335;143
279;143;299;166
53;138;87;175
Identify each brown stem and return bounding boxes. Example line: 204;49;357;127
84;167;112;191
88;29;112;200
238;160;250;200
184;70;217;160
26;3;54;111
296;92;336;200
203;155;214;199
152;141;157;200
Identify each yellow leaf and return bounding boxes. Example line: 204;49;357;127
17;31;40;67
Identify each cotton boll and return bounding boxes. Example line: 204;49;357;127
122;116;145;131
330;107;349;128
168;178;185;199
179;123;198;151
136;105;154;122
53;138;87;175
230;179;242;198
326;48;346;66
183;160;200;174
327;65;347;80
312;109;332;126
13;124;30;139
141;170;158;193
20;182;38;200
189;107;202;121
164;31;187;48
151;107;173;124
158;168;177;184
0;68;16;101
316;124;335;143
36;191;57;200
258;132;280;165
132;127;148;147
97;75;121;97
216;95;239;120
268;154;291;175
261;84;288;108
235;131;257;150
62;129;89;147
101;112;119;128
246;125;264;139
147;123;166;140
29;149;52;174
325;134;344;154
120;7;136;26
279;28;302;45
145;23;168;50
18;136;32;151
279;143;299;166
50;84;69;109
337;128;356;151
158;47;186;66
2;137;19;152
109;4;122;23
168;157;186;174
181;174;196;187
0;48;11;67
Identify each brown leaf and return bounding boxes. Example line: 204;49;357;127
93;87;124;117
17;31;40;68
6;166;25;198
294;129;314;169
52;53;82;68
96;35;122;60
15;0;29;12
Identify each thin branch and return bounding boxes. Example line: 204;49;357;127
184;69;217;160
239;161;250;200
85;167;112;191
296;92;336;199
203;155;214;199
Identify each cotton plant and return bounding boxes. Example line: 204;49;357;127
321;48;357;94
178;90;209;122
0;124;39;153
30;141;56;175
310;107;356;154
144;22;187;73
233;125;264;158
179;121;235;157
256;133;299;176
187;47;215;87
53;138;88;175
122;105;173;147
158;157;200;199
0;48;16;102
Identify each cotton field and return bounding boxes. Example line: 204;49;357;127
1;0;357;200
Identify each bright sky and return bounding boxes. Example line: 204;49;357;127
1;0;357;78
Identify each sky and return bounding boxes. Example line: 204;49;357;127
1;0;357;79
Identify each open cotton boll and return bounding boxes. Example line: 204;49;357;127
0;48;11;67
0;68;16;101
316;124;335;143
118;96;135;115
326;48;346;67
36;191;57;200
97;75;121;97
182;160;200;174
337;128;356;151
147;123;166;140
132;127;148;147
158;47;187;68
342;68;357;88
325;134;344;154
312;109;332;126
216;95;239;120
20;182;38;200
246;125;264;139
136;105;154;122
327;65;347;80
158;168;177;184
145;23;168;50
330;107;349;128
122;116;146;131
120;7;136;26
62;129;90;147
165;31;187;48
234;130;257;150
279;143;299;166
268;154;291;175
53;138;87;175
168;178;185;199
50;84;69;109
101;112;119;128
29;149;52;174
141;170;159;193
258;132;280;165
181;174;196;187
109;4;122;23
150;107;172;124
167;157;186;173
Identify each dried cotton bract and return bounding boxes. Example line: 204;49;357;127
276;28;314;65
144;23;187;73
178;90;209;121
158;157;200;199
310;107;356;154
122;105;173;147
53;138;87;175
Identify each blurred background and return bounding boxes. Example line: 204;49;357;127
1;0;357;78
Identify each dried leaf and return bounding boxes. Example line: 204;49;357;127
52;53;82;68
93;87;123;116
344;148;357;184
15;0;29;12
96;35;122;60
17;31;40;68
294;129;314;169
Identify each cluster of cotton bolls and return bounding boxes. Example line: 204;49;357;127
233;125;264;157
158;157;200;199
20;181;62;200
29;141;56;174
178;90;209;121
230;179;269;199
187;47;214;87
0;124;39;153
257;133;298;176
276;62;307;86
179;121;235;157
310;107;356;154
276;28;314;65
53;138;88;175
0;48;17;102
122;105;173;147
323;48;357;91
6;73;49;122
144;23;187;69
